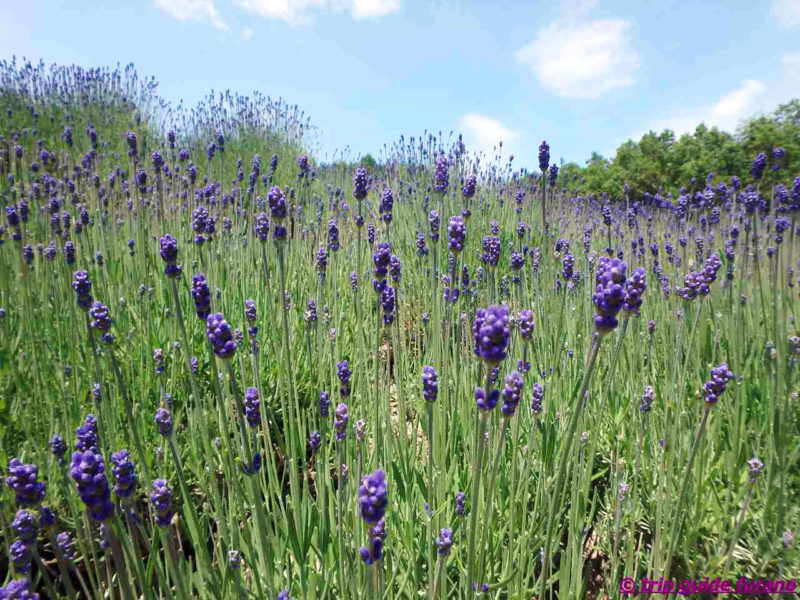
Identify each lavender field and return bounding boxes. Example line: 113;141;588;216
0;60;798;599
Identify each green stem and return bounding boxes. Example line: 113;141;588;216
662;406;711;586
540;333;603;600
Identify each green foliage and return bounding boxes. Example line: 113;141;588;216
568;100;800;199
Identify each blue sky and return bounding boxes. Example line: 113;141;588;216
1;0;799;172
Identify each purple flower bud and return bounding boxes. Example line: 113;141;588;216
50;435;67;464
150;479;173;527
703;362;734;405
538;140;550;173
71;270;93;310
70;451;114;521
593;257;628;334
334;402;349;441
475;387;500;411
422;366;438;402
462;174;476;198
501;371;524;416
473;305;510;365
531;383;544;415
359;469;387;523
207;312;236;359
433;155;449;193
353;167;369;200
155;408;173;437
640;386;654;413
747;456;763;483
110;450;137;499
245;388;261;428
448;216;466;253
437;528;454;556
308;430;321;453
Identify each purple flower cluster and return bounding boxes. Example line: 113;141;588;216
421;365;438;402
380;285;396;325
150;479;173;527
337;360;351;397
538;140;550;173
462;174;476;199
379;188;394;223
623;267;647;315
531;382;544;415
703;362;734;405
519;310;535;341
501;371;524;416
159;234;181;279
334;402;349;441
73;413;98;451
373;242;391;289
433;155;449;193
70;451;114;521
207;312;236;359
155;408;173;437
640;386;654;413
437;528;454;556
747;456;763;483
89;301;113;344
0;578;39;598
353;167;369;200
320;391;331;418
751;152;767;180
245;387;261;428
191;273;211;320
308;430;321;453
110;450;137;499
429;210;440;241
593;257;628;334
71;270;93;310
359;470;388;564
268;186;288;240
50;435;67;464
255;212;270;241
482;236;501;268
475;387;500;411
473;305;510;365
6;459;46;506
678;253;722;300
448;216;467;253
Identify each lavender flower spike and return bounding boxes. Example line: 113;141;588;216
473;305;510;365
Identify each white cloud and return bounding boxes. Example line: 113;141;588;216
240;26;255;40
634;79;767;141
459;113;519;158
350;0;402;19
515;19;639;98
782;51;800;77
558;0;598;18
771;0;800;30
153;0;228;30
707;80;766;131
236;0;400;26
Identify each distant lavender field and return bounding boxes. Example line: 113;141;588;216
0;60;798;599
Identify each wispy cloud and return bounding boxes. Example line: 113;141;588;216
459;113;519;159
515;17;639;99
781;51;800;77
771;0;800;30
631;79;767;142
235;0;401;26
153;0;228;30
350;0;402;19
240;26;255;40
